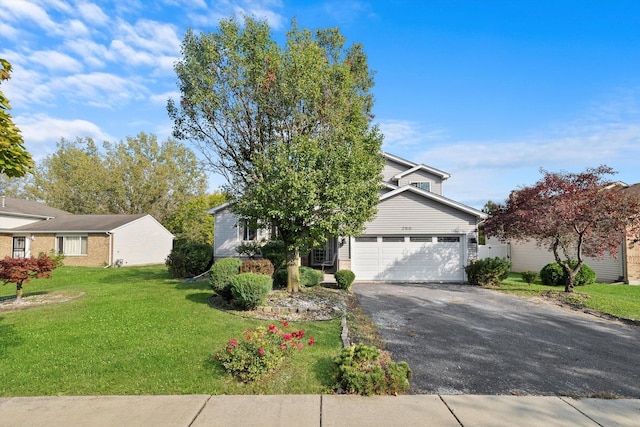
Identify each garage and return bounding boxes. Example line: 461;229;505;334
351;235;465;281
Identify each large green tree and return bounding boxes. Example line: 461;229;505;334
29;133;208;226
165;192;227;245
169;17;383;292
0;59;34;178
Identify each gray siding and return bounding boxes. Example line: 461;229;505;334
382;160;409;183
363;191;478;235
214;208;240;258
508;239;624;282
397;170;443;195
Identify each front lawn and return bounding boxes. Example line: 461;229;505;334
0;266;342;396
494;273;640;321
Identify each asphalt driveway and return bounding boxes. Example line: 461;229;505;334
352;282;640;397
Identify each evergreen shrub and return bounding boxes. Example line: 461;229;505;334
209;258;242;300
464;257;511;286
334;270;356;290
165;243;213;278
230;273;273;309
540;261;596;287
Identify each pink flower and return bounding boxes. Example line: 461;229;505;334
281;321;289;327
280;344;287;350
229;338;238;347
215;355;220;360
258;348;265;355
297;343;303;350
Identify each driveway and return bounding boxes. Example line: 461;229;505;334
352;282;640;397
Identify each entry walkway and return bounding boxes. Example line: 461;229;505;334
1;394;639;426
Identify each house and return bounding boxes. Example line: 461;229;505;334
208;152;487;282
0;198;174;267
482;183;640;285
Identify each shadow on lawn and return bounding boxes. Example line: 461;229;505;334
98;267;171;284
0;317;23;357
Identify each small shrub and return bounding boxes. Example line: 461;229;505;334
335;270;356;290
261;240;286;270
235;240;264;258
165;243;213;278
230;273;273;309
215;322;315;382
209;258;242;300
334;344;411;396
273;269;288;289
300;266;323;287
464;257;511;286
521;270;539;284
240;259;275;276
540;261;596;287
272;266;324;289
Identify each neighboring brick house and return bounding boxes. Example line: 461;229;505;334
624;183;640;284
0;198;174;267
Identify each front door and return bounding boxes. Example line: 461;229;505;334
12;236;26;258
311;238;337;267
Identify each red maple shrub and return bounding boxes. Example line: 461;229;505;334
484;166;640;293
0;255;60;301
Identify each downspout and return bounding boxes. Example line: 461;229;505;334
105;232;113;268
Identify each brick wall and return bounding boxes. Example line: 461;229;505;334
626;236;640;285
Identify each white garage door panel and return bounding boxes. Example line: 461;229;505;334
352;236;464;281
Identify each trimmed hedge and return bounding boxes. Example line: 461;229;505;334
165;243;213;278
240;259;275;276
540;261;596;287
230;273;273;310
209;258;242;300
272;266;324;289
261;240;286;270
464;257;511;286
335;270;356;291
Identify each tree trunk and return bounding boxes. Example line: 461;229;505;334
286;247;301;293
16;283;23;303
561;262;579;293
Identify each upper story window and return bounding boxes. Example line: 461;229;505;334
57;235;88;256
411;181;431;192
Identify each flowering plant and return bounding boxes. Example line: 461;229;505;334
215;321;315;382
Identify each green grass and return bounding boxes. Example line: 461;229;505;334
494;273;640;321
0;266;342;396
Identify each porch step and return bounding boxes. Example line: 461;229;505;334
323;273;336;284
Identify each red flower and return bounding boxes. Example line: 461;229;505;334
215;355;220;360
308;337;315;346
246;335;251;340
281;321;289;327
282;333;292;341
280;344;287;350
258;348;265;355
229;338;238;347
268;325;278;333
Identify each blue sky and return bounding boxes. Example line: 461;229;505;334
2;0;640;209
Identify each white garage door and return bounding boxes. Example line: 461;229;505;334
352;235;464;281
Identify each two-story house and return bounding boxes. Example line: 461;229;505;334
209;152;487;282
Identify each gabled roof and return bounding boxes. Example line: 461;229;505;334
207;202;232;215
0;197;71;219
382;152;451;180
10;214;148;233
380;185;487;219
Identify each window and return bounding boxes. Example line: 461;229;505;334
382;237;404;242
12;236;26;258
355;236;377;243
57;235;88;256
411;181;430;192
410;236;432;242
438;236;460;243
239;220;258;241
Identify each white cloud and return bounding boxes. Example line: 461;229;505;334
64;39;113;68
0;21;18;39
15;113;113;159
50;72;148;107
379;119;448;149
77;1;109;26
150;90;180;105
29;50;83;73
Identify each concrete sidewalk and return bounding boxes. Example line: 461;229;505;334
1;394;639;426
